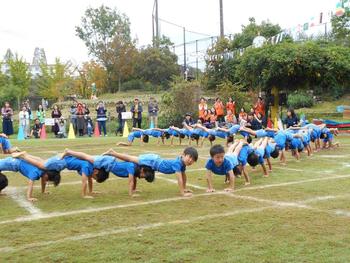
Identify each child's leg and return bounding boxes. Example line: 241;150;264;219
227;140;240;154
103;149;140;163
240;126;257;136
60;149;94;163
242;166;250;185
117;142;132;146
12;152;46;170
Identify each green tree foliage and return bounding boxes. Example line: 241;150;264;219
204;18;281;89
159;77;202;127
331;6;350;46
135;36;179;90
287;92;314;109
76;5;136;92
216;81;249;113
0;56;31;107
236;41;350;98
36;58;75;101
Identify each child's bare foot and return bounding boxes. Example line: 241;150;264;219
263;175;269;178
12;151;26;158
102;148;114;156
27;197;38;202
59;148;69;159
83;195;94;199
184;189;193;193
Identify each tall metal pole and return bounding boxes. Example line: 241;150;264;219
155;0;159;46
219;0;224;38
195;40;198;80
183;27;187;80
152;14;155;46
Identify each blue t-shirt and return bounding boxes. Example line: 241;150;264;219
290;138;303;150
64;156;93;176
0;137;11;150
274;131;287;150
255;148;265;165
321;128;333;142
225;154;239;168
238;145;253;166
264;143;276;159
168;128;179;137
0;157;21;172
205;157;233;175
93;155;116;172
19;159;44;181
182;129;192;137
139;154;162;170
110;161;136;177
157;156;185;174
128;131;143;142
228;125;240;135
45;156;67;171
255;129;275;138
214;130;227;139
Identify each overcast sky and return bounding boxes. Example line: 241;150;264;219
0;0;337;65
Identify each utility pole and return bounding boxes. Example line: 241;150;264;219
155;0;159;46
219;0;224;38
183;27;187;80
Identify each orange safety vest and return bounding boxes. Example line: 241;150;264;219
214;102;224;116
226;102;236;115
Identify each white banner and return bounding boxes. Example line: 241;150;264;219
122;112;132;120
44;118;55;126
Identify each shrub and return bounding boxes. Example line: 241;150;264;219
287;92;314;109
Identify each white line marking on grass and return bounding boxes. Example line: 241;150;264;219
272;166;304;172
235;174;350;193
156;176;206;190
7;187;44;217
0;192;224;225
0;206;274;253
318;155;350;158
300;193;350;204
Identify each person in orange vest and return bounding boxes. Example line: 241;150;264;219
225;110;237;127
254;97;265;117
226;97;236;116
202;110;211;127
209;109;217;128
214;98;225;123
198;97;207;122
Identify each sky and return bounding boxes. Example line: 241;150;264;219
0;0;338;65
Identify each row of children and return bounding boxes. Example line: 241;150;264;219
0;120;339;201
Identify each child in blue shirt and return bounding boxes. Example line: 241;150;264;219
103;147;198;197
118;128;149;146
60;149;155;197
0;156;61;201
205;141;247;192
12;151;108;198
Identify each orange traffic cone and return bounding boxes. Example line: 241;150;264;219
94;122;100;137
40;124;47;139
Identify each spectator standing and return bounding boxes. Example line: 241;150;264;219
1;102;14;136
30;118;41;138
226;97;236;117
96;101;107;136
76;103;86;136
85;114;94;137
115;101;126;136
148;97;159;128
254;97;265;117
70;101;78;134
19;106;30;138
51;104;62;135
214;98;225;123
36;104;46;125
131;98;143;128
198;97;208;122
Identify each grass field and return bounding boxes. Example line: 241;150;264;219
0;135;350;262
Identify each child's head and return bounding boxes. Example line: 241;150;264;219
232;165;241;176
270;148;280;159
209;144;225;167
320;133;327;139
139;165;155;182
247;152;259;167
227;135;234;144
142;135;149;143
0;172;8;191
92;168;109;183
208;135;216;142
246;135;252;144
162;131;171;140
182;147;198;166
191;134;200;141
46;170;61;186
179;133;186;139
34;118;40;125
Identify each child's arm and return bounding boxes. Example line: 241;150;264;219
266;158;272;171
104;149;139;163
182;172;192;193
225;170;235;192
27;180;37;202
260;163;268;177
217;127;229;132
206;170;215;192
0;133;8;138
117;141;132;146
132;127;144;132
60;149;94;163
41;177;48;194
176;172;191;197
81;174;92;198
88;176;93;194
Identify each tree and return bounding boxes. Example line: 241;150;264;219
6;55;31;107
77;61;108;97
36;58;75;101
135;36;179;90
76;5;136;92
331;7;350;46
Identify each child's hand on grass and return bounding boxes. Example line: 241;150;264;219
206;188;215;193
27;197;38;202
224;188;233;192
183;192;192;197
